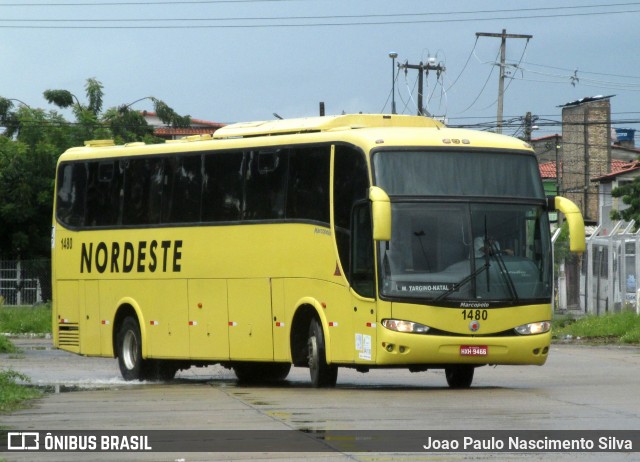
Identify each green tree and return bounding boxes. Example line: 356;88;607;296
0;78;191;263
44;79;191;144
611;177;640;227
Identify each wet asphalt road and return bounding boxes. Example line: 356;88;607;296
1;336;639;462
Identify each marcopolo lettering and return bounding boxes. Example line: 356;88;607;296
80;240;183;274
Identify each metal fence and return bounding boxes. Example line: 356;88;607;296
0;259;51;306
579;221;640;316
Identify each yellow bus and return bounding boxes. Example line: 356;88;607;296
52;114;585;388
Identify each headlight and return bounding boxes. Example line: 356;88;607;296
382;319;430;334
515;321;551;335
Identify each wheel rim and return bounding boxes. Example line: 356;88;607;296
122;330;137;371
308;335;318;373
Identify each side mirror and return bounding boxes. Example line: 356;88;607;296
555;196;586;253
369;186;391;241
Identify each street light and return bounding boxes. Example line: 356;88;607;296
389;52;398;114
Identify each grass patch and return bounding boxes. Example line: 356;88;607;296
0;335;18;353
0;306;50;416
553;311;640;344
0;369;42;413
0;304;51;334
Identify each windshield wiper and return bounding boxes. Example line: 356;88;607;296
435;261;490;302
489;240;520;302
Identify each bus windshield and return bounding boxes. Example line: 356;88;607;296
373;150;552;304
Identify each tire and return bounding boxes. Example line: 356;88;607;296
445;365;474;389
307;318;338;388
233;362;291;384
116;316;147;381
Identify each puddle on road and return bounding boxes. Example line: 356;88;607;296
35;384;109;394
19;345;54;351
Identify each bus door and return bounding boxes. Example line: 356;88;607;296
350;202;378;364
227;279;274;361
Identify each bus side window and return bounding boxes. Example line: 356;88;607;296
350;202;375;298
244;150;287;220
56;163;87;228
163;155;203;223
287;146;330;224
202;151;243;222
333;144;369;280
122;158;163;225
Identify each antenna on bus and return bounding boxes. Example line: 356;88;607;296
273;113;283;120
319;102;325;116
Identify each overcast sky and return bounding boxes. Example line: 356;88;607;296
1;0;639;139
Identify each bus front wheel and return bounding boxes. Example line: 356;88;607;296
116;316;147;381
307;318;338;388
445;365;474;389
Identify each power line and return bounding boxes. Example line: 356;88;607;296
0;0;297;6
2;5;640;28
3;1;640;11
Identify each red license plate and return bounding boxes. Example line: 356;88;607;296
460;345;488;356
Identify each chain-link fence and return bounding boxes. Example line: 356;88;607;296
0;259;51;306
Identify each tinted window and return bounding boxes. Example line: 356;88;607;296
122;158;163;225
244;150;287;220
287;146;330;224
373;150;544;198
333;145;369;277
162;155;203;223
85;161;123;226
56;163;87;227
57;143;340;229
202;151;244;222
351;202;375;297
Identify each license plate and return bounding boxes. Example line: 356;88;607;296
460;345;488;356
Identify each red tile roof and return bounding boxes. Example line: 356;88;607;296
539;161;558;179
143;111;225;128
540;160;639;180
154;127;219;136
591;160;640;182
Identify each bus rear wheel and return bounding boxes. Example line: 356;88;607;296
116;316;147;381
308;318;338;388
445;365;474;389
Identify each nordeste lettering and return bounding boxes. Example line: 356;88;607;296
80;240;182;273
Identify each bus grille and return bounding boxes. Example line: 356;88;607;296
58;323;79;347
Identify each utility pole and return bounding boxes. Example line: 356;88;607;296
397;59;445;116
524;112;532;141
476;29;532;134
